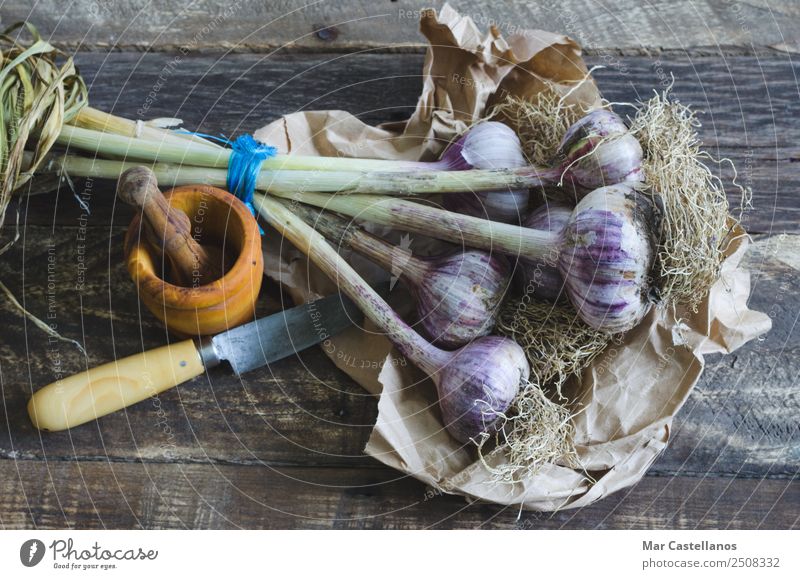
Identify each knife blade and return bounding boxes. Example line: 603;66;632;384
28;291;364;432
206;291;361;375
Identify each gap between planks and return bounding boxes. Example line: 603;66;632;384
0;451;795;480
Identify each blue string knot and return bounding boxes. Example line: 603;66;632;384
226;134;277;225
172;130;276;234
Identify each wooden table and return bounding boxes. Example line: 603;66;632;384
1;4;798;529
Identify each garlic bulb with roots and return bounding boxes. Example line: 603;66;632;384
278;183;662;334
435;336;528;442
440;122;530;222
254;195;528;443
558;184;660;332
289;202;512;348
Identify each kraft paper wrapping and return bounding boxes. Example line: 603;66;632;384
255;4;771;510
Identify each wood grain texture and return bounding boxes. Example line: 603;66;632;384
116;166;222;283
2;0;798;54
12;52;799;233
27;338;204;432
0;50;797;528
0;459;796;529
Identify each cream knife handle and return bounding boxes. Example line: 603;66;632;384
28;339;206;432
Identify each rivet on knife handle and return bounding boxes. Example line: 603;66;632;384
27;339;206;432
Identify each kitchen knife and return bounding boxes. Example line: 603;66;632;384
28;291;363;431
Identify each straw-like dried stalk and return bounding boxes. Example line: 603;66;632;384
1;23;87;246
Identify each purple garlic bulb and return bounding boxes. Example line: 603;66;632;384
441;122;529;223
408;249;511;349
434;335;529;443
558;109;644;190
557;183;660;333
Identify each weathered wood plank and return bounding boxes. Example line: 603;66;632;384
13;52;800;233
1;225;796;479
0;459;796;529
3;0;798;54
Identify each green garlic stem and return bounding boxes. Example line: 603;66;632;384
46;149;550;195
287;202;429;284
270;191;559;262
57;123;432;172
57;124;230;169
72;107;225;152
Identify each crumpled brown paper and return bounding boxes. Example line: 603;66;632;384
255;4;771;510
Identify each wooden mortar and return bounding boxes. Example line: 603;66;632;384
124;184;263;336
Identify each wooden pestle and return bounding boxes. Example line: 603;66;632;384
117;166;223;285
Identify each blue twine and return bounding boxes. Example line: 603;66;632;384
173;129;232;144
174;130;276;234
226;135;277;220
